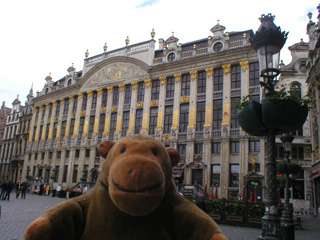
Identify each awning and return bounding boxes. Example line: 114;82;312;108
173;169;184;178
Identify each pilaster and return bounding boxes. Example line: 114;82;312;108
155;76;167;140
141;79;152;134
127;81;138;135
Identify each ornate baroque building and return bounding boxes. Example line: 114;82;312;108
306;6;320;215
0;101;12;178
20;22;311;204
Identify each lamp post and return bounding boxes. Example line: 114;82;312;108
280;133;295;240
251;14;288;240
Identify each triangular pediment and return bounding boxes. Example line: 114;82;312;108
80;58;150;92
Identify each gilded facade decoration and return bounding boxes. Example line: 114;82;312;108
131;81;138;89
159;76;167;85
190;71;198;79
80;110;86;117
118;84;125;91
205;67;214;76
222;64;231;73
100;107;106;113
144;78;152;87
174;73;182;82
107;86;113;93
162;134;171;141
180;96;189;103
136;102;144;109
240;61;249;70
150;100;158;107
97;88;103;95
111;106;118;112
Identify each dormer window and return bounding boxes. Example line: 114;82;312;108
67;79;72;87
299;63;307;72
213;42;223;52
167;52;176;62
45;88;49;94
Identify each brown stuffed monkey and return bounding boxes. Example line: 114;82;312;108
24;135;227;240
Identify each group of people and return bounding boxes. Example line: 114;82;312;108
0;180;29;200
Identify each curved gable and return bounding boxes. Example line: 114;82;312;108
80;56;151;92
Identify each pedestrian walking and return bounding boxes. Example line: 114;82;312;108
4;181;13;201
66;186;71;199
56;184;61;198
46;185;50;196
39;184;44;196
1;181;7;200
83;185;88;194
21;181;28;199
16;182;22;199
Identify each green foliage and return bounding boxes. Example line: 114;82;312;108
235;91;254;110
204;200;225;214
248;204;265;217
225;202;245;216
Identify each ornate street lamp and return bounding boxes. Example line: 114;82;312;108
280;133;295;240
251;14;288;95
250;14;288;240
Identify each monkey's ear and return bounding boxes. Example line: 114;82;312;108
167;148;180;167
97;141;115;158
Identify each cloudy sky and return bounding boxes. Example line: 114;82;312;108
0;0;317;108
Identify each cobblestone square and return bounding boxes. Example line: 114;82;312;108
0;193;319;240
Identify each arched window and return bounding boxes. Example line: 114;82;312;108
67;79;72;87
167;52;176;62
290;83;301;100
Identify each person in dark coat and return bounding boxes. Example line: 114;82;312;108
21;181;28;199
1;181;7;200
4;181;13;200
39;184;44;196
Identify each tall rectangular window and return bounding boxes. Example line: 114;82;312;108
63;98;69;115
181;74;190;96
82;93;87;111
72;165;78;183
213;99;223;130
137;82;145;102
231;65;241;89
48;104;53;118
197;71;206;94
214;68;223;91
60;121;66;140
231;97;240;128
55;166;59;182
91;91;97;109
41;106;46;120
229;164;240;187
39;125;43;142
166;77;175;99
151;79;160;100
178;144;186;156
109;112;117;138
69;119;75;138
102;89;108;107
98;114;105;138
45;124;50;141
62;165;68;183
72;96;78;113
249;140;261;153
78;117;85;140
230;141;240;153
124;84;132;105
113;87;119;106
121;111;130;137
212;142;221;154
249;62;260;86
163;106;173;134
179;104;189;133
149;108;158;135
88;116;95;139
196;102;205;131
55;101;61;117
211;164;221;187
135;109;143;134
52;123;58;140
194;143;203;155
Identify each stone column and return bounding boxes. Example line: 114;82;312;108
56;98;65;142
155;76;166;141
82;91;93;143
171;73;182;141
40;104;50;147
114;84;125;141
127;81;138;135
72;93;84;145
92;89;103;145
220;64;231;199
141;79;152;135
204;67;214;138
64;96;75;144
102;87;113;139
48;101;57;141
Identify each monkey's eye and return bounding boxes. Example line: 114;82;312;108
151;148;158;156
120;147;126;153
